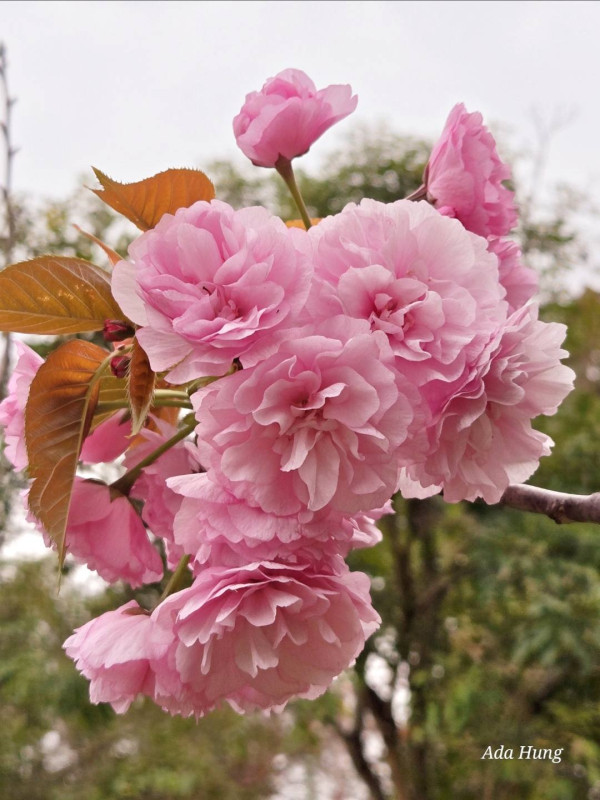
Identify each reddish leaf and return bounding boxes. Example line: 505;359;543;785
0;256;123;334
73;224;122;266
92;168;215;230
25;340;111;564
128;338;155;435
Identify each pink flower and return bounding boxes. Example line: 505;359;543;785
487;236;538;312
111;200;312;383
80;412;132;463
150;558;380;715
63;478;164;587
168;471;384;567
233;68;357;168
0;342;43;471
193;315;422;516
306;198;507;387
126;420;202;569
399;304;575;503
63;601;157;713
424;103;518;237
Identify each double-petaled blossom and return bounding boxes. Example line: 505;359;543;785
149;558;380;716
486;236;538;313
111;200;312;383
0;342;43;471
193;315;423;516
399;303;575;503
66;560;380;718
424;103;518;237
306;198;507;387
168;471;386;567
233;68;357;168
63;601;157;713
60;479;163;587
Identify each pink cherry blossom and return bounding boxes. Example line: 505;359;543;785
424;103;518;237
150;558;380;716
233;68;357;168
487;236;538;312
0;341;43;471
64;601;160;713
193;315;422;516
111;200;312;383
399;303;575;503
80;411;132;463
168;471;385;567
126;420;202;569
306;198;507;387
63;478;164;587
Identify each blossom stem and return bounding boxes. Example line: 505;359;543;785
152;398;193;409
111;418;196;495
275;156;312;230
158;554;191;604
95;398;193;412
155;389;192;402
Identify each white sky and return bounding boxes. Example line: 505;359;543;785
1;0;600;205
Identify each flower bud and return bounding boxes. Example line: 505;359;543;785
110;354;130;379
103;319;135;343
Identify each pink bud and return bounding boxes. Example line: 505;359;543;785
233;69;357;168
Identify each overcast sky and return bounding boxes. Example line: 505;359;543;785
2;0;600;207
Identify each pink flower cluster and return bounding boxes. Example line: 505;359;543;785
0;69;575;720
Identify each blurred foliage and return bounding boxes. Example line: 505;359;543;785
9;178;136;265
0;560;322;800
2;124;600;799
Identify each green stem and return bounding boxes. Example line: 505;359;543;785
275;156;312;230
154;389;191;402
158;554;191;604
111;418;196;495
95;400;130;413
152;398;193;409
95;397;192;413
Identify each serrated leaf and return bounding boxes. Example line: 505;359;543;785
92;168;215;231
128;338;155;435
73;224;122;266
0;256;123;334
25;340;111;565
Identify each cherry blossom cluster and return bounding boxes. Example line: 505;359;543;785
0;69;575;718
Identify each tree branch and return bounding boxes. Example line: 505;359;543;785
500;483;600;525
332;687;388;800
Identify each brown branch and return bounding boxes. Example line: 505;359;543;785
500;483;600;525
332;690;388;800
380;508;417;636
